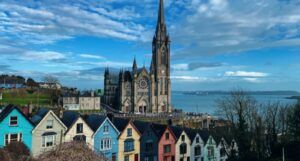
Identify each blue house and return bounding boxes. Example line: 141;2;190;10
85;114;120;161
0;105;34;151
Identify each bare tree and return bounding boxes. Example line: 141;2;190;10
37;142;108;161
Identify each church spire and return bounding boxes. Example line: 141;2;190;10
132;57;137;72
157;0;165;26
156;0;167;38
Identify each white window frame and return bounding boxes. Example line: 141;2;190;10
9;116;18;126
100;138;112;151
103;125;109;133
4;133;22;146
46;120;54;129
42;135;56;148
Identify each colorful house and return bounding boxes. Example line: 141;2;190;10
61;111;94;148
203;136;218;161
0;105;34;151
136;121;166;161
175;129;192;161
86;114;120;161
31;108;67;157
216;137;229;161
158;126;177;161
187;130;204;161
118;120;141;161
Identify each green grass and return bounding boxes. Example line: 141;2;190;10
0;89;51;106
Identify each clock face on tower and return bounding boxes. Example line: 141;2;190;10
138;78;148;89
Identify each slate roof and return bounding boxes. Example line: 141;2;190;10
169;125;184;140
185;128;199;142
85;114;106;132
61;111;80;129
132;120;150;134
0;104;34;126
111;117;130;132
151;123;167;138
198;130;210;144
31;108;50;125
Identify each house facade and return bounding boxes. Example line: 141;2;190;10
31;109;67;157
190;133;205;161
118;121;141;161
175;130;191;161
203;136;218;161
0;105;34;151
62;111;94;148
63;92;101;111
86;115;120;161
158;127;176;161
216;138;228;161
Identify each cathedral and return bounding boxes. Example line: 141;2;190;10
103;0;172;114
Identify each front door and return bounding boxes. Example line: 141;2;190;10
135;154;139;161
112;153;116;161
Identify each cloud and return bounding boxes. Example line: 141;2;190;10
225;71;268;77
80;54;106;60
171;0;300;59
20;51;67;62
172;62;223;71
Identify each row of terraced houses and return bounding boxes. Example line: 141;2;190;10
0;105;238;161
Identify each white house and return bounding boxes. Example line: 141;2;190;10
176;130;192;161
190;132;205;161
61;111;94;149
217;138;229;161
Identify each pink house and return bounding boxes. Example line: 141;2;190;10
158;127;176;161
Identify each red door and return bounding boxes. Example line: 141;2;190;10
135;154;139;161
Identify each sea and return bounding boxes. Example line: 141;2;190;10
171;92;298;115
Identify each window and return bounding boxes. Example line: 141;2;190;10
9;116;18;126
4;133;22;146
100;138;112;150
124;139;134;152
196;137;199;143
220;147;226;157
208;146;214;157
195;146;201;156
165;132;169;140
103;125;109;133
181;135;185;141
124;156;129;161
127;128;132;137
46;120;54;129
180;143;187;154
76;123;83;134
42;135;56;147
180;158;184;161
145;142;153;151
164;144;171;153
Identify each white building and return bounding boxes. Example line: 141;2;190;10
63;91;101;111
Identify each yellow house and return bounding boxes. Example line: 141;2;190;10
118;121;141;161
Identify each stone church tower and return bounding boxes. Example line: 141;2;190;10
104;0;172;114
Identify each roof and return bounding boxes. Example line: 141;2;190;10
0;104;34;126
85;114;106;132
132;120;150;134
61;111;80;129
169;125;184;140
31;108;50;125
198;130;210;144
151;123;167;138
111;117;130;132
184;128;199;142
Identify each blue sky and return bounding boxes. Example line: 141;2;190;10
1;0;300;91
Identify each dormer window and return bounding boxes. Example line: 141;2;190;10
127;128;132;137
76;123;83;134
196;137;199;143
165;132;169;140
103;125;109;133
181;135;185;142
9;116;18;126
46;120;54;129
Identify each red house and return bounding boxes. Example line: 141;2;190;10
158;126;176;161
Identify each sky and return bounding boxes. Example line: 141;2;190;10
0;0;300;91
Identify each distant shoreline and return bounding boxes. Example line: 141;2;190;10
172;90;300;96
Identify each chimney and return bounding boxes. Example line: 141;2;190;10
167;119;173;126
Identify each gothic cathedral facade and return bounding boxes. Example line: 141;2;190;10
104;0;172;114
